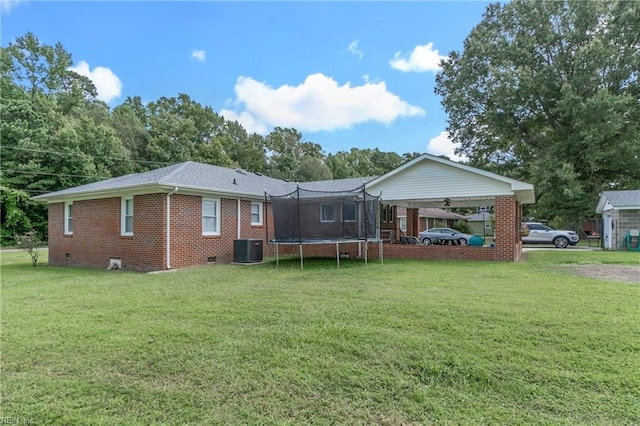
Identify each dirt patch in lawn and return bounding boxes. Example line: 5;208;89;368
566;264;640;284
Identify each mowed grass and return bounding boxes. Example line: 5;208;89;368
1;250;639;425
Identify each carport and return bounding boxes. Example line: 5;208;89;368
366;154;536;262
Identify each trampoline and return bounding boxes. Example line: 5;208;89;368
266;185;383;269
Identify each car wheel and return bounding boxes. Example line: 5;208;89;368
421;238;432;245
458;238;468;245
553;236;569;248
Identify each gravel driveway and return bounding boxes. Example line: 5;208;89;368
567;264;640;284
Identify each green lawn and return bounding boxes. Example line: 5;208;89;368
1;250;639;425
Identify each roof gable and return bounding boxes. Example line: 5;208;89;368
366;154;535;207
596;190;640;213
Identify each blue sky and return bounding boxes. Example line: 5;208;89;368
1;1;491;160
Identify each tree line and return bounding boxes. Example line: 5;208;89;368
0;33;420;244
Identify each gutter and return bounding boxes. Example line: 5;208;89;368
166;187;179;269
237;198;241;239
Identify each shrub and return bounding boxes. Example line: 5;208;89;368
453;220;473;235
15;229;43;267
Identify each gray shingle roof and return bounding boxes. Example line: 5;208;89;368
602;190;640;208
32;161;378;201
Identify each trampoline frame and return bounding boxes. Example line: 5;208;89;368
269;238;384;269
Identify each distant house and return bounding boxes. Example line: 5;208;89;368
595;190;640;250
397;208;466;233
465;211;494;237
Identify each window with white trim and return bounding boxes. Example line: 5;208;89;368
202;198;220;235
342;201;357;222
320;203;335;222
121;197;134;236
399;216;407;232
64;202;73;235
251;202;263;225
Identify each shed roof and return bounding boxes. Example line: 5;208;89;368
596;190;640;213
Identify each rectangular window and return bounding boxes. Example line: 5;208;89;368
381;204;396;223
342;201;357;222
320;203;335;222
399;216;407;232
251;202;263;225
121;197;133;236
64;202;73;235
202;198;220;235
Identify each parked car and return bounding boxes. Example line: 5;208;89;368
418;228;473;245
521;222;580;248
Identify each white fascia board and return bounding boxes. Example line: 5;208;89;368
32;183;169;203
32;183;267;204
165;184;266;201
595;195;610;214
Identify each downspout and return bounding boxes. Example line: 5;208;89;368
166;187;179;269
237;198;241;239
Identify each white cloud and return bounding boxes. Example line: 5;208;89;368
347;40;363;60
69;60;122;103
427;131;467;162
390;42;446;73
220;73;425;134
191;49;206;62
0;0;25;14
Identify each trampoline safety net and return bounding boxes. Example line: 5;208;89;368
266;186;380;242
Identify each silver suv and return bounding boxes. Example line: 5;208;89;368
522;222;580;248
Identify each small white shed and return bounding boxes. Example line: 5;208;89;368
595;190;640;250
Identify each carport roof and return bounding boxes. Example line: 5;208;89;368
366;153;535;208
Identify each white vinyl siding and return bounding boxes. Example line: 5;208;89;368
121;197;133;236
367;161;514;201
202;198;220;235
64;202;73;235
251;202;263;225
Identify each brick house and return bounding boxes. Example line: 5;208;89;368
33;154;535;270
395;207;467;234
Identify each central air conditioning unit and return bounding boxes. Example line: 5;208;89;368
233;239;263;263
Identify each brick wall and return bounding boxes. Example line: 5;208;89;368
169;196;271;268
48;194;166;271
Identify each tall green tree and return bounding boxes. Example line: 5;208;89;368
111;98;152;172
435;0;640;226
220;120;268;173
265;127;304;180
144;94;232;167
326;148;407;179
0;33;128;243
